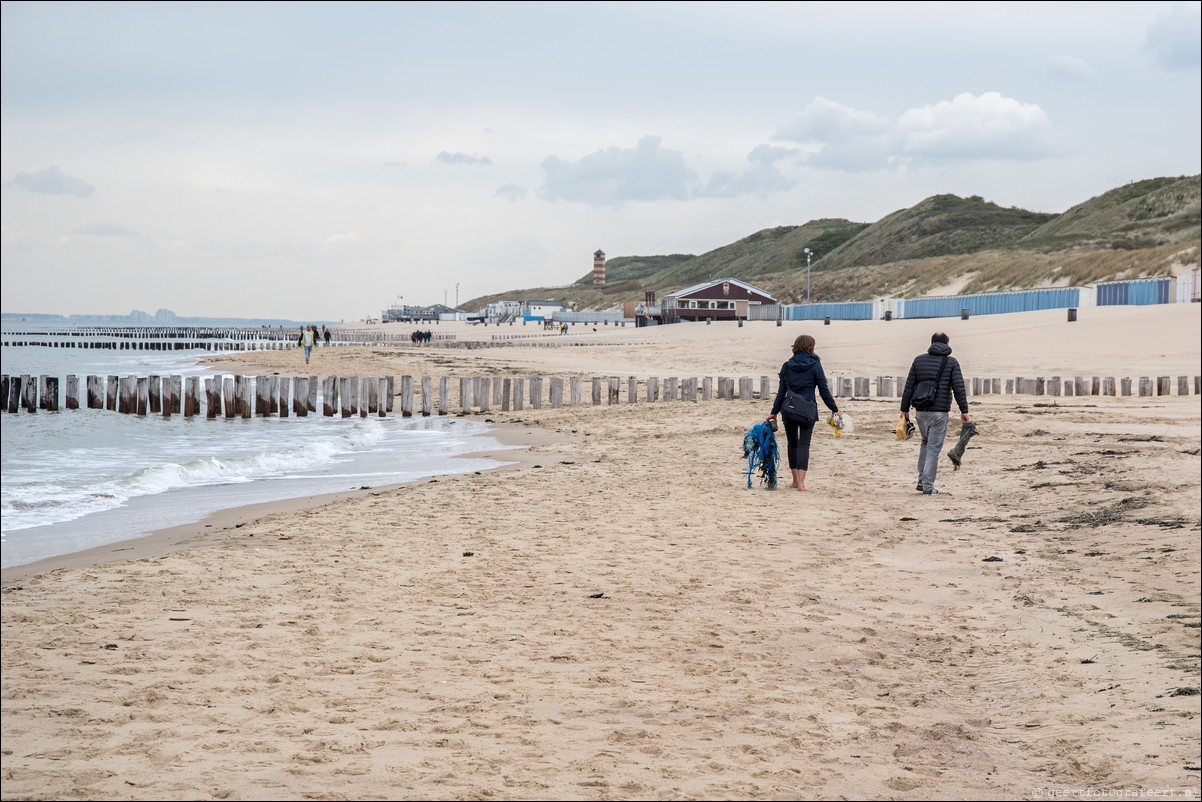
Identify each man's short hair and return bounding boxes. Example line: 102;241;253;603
931;332;949;344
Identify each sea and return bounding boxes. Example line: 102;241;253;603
0;342;516;570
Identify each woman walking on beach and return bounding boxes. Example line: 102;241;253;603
766;334;841;491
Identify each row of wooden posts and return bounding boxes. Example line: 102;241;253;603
3;372;1199;417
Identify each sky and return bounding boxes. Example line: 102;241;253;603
2;1;1200;321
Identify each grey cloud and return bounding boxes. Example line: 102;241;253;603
437;151;493;166
494;183;527;202
538;136;696;206
70;222;136;237
9;165;95;197
1143;2;1201;71
774;97;889;144
696;145;797;198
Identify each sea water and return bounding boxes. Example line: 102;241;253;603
0;344;515;569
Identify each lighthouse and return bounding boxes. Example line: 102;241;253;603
593;249;606;285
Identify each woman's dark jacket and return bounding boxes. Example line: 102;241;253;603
771;352;838;417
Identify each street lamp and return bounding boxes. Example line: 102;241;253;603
455;283;460;310
804;248;812;304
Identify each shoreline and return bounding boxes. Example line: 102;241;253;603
1;417;576;585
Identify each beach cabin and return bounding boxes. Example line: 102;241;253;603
522;300;566;323
662;278;774;323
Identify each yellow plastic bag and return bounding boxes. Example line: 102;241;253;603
828;413;852;437
895;416;908;441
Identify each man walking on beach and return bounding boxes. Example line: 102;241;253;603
301;325;316;364
901;332;970;495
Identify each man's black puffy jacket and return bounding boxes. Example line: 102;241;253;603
900;342;968;414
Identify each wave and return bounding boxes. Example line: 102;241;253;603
1;420;390;533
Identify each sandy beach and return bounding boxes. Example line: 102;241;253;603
3;305;1200;800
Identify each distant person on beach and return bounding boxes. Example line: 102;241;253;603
901;332;970;496
766;334;840;492
301;325;316;364
323;326;331;346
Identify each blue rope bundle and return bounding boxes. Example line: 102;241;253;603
743;421;780;490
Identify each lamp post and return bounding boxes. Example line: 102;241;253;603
804;248;812;304
455;283;460;310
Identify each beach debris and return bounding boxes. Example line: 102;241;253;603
947;421;979;469
742;421;779;490
463;551;474;557
359;485;372;490
982;556;1003;562
588;592;606;599
1169;687;1200;697
507;636;517;641
102;643;118;650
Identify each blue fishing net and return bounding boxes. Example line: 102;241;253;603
743;421;780;490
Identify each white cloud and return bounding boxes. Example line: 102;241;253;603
1143;2;1202;71
898;92;1053;160
8;165;95;197
1043;54;1100;81
538;135;697;206
437;151;493;166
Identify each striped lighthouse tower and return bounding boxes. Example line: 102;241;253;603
593;249;606;285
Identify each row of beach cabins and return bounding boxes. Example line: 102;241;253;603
4;371;1199;417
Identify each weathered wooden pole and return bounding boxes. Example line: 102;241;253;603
386;376;395;412
531;376;543;409
550;377;563;408
479;377;491;413
1102;377;1116;396
570;376;581;407
256;376;271;416
1121;377;1132;396
378;378;388;417
510;377;523;411
648;376;659;403
65;375;79;409
501;378;512;411
163;375;181;416
361;377;373;417
87;375;104;409
340;377;354;417
491;377;504;408
438;377;449;415
348;377;360;417
223;377;236;418
8;376;22;414
1139;377;1153;396
702;376;712;401
136;377;149;416
401;375;414;417
42;376;59;411
269;376;280;415
323;376;337;416
0;375;7;412
238;376;252;418
185;376;200;417
740;377;754;400
148;374;162;414
608;376;620;405
421;376;432;416
107;375;119;411
278;377;290;418
307;376;317;413
591;377;602;405
205;378;219;418
1157;376;1170;396
459;377;471;415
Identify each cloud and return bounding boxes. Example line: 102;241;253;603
538;135;697;205
8;165;95;197
774;97;890;144
897;92;1053;160
494;183;527;202
437;151;493;166
696;144;797;198
1143;2;1202;71
1043;54;1100;81
70;222;137;237
323;232;362;244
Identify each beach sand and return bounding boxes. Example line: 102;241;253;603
3;305;1200;800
